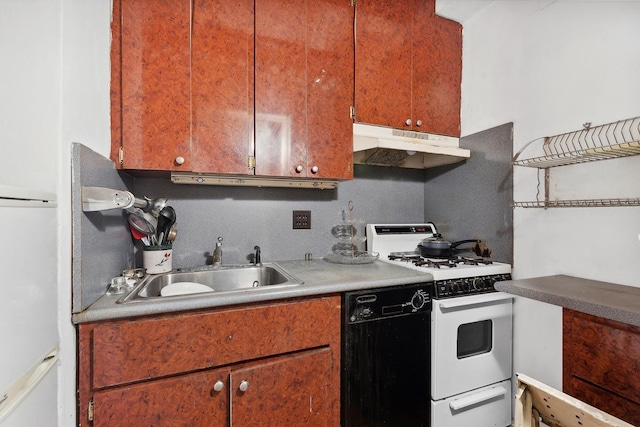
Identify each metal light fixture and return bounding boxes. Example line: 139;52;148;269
170;173;339;190
81;187;147;212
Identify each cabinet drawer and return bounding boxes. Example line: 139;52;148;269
566;376;640;426
91;296;340;389
563;309;640;401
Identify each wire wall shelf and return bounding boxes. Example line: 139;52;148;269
513;116;640;168
512;116;640;208
512;198;640;209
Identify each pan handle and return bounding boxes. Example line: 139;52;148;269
450;239;481;249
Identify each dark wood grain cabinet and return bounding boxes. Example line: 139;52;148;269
354;0;462;137
77;296;341;427
563;308;640;426
254;0;354;179
111;0;353;180
112;0;192;172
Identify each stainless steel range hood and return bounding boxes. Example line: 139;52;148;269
353;123;470;169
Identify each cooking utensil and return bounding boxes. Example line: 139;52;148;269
417;234;480;258
145;197;168;216
158;206;176;245
166;225;177;243
127;208;158;236
129;226;147;241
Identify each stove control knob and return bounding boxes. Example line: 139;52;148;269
472;277;483;290
450;281;460;293
411;290;428;310
461;280;471;292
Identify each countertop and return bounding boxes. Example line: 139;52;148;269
495;274;640;327
72;259;433;323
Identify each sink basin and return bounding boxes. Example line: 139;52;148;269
117;263;302;303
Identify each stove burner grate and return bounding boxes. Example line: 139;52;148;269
387;253;494;269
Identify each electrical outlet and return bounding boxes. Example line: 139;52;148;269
293;210;311;229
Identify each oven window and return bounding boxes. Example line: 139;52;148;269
457;320;492;359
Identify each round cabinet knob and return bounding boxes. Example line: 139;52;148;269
311;165;319;174
175;156;185;165
416;120;423;127
213;380;224;392
405;119;412;126
238;380;249;392
295;165;304;173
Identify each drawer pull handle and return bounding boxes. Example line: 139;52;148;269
213;380;224;392
449;385;507;411
238;380;249;392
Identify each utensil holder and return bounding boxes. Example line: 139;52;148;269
143;244;172;274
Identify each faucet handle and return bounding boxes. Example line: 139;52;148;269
253;246;261;266
213;236;223;267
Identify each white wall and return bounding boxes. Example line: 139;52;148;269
59;0;113;424
0;0;61;192
459;0;640;389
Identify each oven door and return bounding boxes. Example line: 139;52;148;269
431;292;513;400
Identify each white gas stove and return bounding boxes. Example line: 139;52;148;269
368;223;514;427
367;223;512;298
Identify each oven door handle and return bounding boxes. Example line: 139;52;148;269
449;385;508;411
438;293;513;311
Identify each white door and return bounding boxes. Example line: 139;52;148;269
431;292;513;400
0;187;58;425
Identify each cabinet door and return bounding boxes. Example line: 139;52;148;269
255;0;354;179
192;0;255;174
412;1;461;137
306;0;354;179
93;368;230;427
119;0;192;170
354;0;412;129
254;0;307;178
230;348;333;426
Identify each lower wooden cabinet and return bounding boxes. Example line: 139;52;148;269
78;296;341;426
563;308;640;426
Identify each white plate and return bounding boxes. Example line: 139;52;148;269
160;282;214;296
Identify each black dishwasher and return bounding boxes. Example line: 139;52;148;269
342;282;432;427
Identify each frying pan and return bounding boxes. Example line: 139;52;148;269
418;234;480;258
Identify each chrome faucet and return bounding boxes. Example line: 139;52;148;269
253;245;261;266
213;236;223;267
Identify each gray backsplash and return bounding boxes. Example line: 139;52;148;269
132;165;426;269
71;143;135;313
424;123;514;264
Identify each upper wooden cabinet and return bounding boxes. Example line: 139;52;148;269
354;0;462;137
254;0;354;179
191;0;255;175
111;0;354;180
113;0;192;171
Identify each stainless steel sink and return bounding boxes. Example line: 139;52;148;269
117;263;302;303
